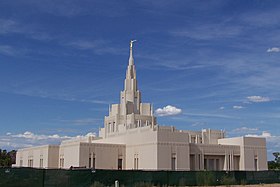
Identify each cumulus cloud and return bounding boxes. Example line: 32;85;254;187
0;131;96;150
267;47;280;53
233;105;244;109
11;131;72;140
233;127;259;133
155;105;182;116
246;131;272;138
247;96;271;103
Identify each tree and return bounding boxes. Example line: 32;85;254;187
0;149;17;167
273;152;280;163
268;152;280;170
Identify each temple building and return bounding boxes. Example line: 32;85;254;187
15;41;268;171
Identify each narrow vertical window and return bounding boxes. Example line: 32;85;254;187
254;158;258;171
89;153;92;168
204;159;207;170
59;156;64;168
171;153;176;171
216;159;219;171
92;154;96;169
171;157;176;170
118;159;122;170
228;155;231;170
40;158;43;168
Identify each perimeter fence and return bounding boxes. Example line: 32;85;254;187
0;167;280;187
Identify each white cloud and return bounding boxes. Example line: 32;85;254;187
219;106;225;110
11;131;71;140
233;127;259;133
247;96;271;103
155;105;182;116
246;131;272;138
267;47;280;53
0;131;96;150
233;105;244;109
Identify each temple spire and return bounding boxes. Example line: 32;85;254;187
129;40;136;65
126;40;137;80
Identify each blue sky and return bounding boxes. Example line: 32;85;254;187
0;0;279;159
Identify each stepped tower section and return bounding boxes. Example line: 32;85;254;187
100;40;156;138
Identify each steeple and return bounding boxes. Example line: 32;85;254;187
129;40;136;65
126;40;137;80
101;40;156;138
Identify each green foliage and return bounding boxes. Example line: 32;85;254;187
268;161;280;170
268;152;280;170
273;152;280;163
0;149;17;167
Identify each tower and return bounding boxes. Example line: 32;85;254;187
100;40;156;138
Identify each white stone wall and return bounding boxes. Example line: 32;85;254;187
15;145;59;168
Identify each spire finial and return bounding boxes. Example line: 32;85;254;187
129;40;136;65
130;40;137;50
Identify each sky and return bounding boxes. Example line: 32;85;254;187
0;0;279;160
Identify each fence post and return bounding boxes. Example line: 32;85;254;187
115;180;119;187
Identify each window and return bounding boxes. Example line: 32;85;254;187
191;136;196;143
20;160;23;167
228;155;231;170
254;158;258;171
171;153;176;170
204;159;207;170
216;159;220;171
28;159;33;167
39;155;43;168
28;156;33;167
134;154;139;170
208;159;214;171
40;158;43;168
118;159;122;170
61;158;64;168
89;154;91;168
113;122;115;132
59;156;64;168
171;157;176;170
93;157;96;169
190;155;195;170
92;153;96;169
198;154;201;170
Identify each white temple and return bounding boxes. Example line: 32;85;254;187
15;41;268;171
